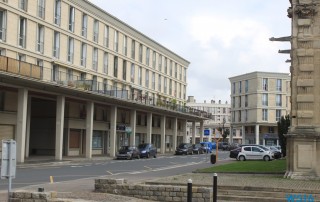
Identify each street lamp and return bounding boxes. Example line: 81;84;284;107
222;118;226;142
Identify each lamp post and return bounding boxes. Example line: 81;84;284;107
222;118;226;142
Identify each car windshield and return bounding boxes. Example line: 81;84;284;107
178;144;187;149
119;146;130;151
194;144;201;148
259;145;270;151
138;144;147;149
200;143;208;147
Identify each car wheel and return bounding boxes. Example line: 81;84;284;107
263;155;270;161
239;155;246;161
153;153;157;158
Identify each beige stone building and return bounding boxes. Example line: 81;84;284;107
229;71;291;145
285;0;320;179
186;96;231;143
0;0;209;163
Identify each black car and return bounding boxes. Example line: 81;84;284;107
138;143;157;158
175;143;193;155
192;143;204;154
229;147;242;159
116;146;140;160
219;142;229;150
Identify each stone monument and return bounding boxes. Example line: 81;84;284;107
286;0;320;179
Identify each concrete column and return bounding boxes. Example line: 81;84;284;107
229;126;233;143
192;121;196;144
16;88;28;163
160;115;166;154
130;109;136;146
241;125;245;144
255;124;260;145
25;96;31;158
85;101;94;158
172;117;177;152
146;112;152;144
183;120;188;143
199;121;204;142
55;95;65;160
110;106;117;157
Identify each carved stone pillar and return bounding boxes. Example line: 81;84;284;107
286;0;320;179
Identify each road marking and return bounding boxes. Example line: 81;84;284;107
130;171;142;174
170;162;178;164
144;166;152;170
106;171;113;175
70;166;83;168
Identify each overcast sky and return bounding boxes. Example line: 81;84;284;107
89;0;291;103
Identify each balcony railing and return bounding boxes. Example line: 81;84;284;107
0;55;211;118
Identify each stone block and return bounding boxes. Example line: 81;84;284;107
162;191;170;196
149;186;158;191
154;191;162;196
166;187;174;191
297;110;313;118
297;144;313;169
193;192;202;198
202;192;211;198
139;190;147;196
176;192;184;197
297;95;314;102
146;191;154;196
157;196;166;201
142;186;150;191
299;64;314;71
197;187;210;193
165;196;173;201
173;187;181;192
297;19;312;26
173;196;182;201
297;79;314;87
299;0;312;4
169;191;177;197
158;186;166;191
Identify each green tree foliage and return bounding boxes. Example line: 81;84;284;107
223;128;230;142
277;115;290;157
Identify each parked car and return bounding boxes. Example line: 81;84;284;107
192;144;204;154
227;143;240;151
237;145;274;161
116;146;140;160
229;147;242;159
138;143;157;158
267;146;282;159
219;142;229;150
175;143;193;155
200;142;214;153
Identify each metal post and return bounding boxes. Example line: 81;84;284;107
187;179;192;202
213;173;218;202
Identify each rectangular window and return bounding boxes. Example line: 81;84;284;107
52;64;59;81
232;97;235;108
262;109;268;121
145;69;149;87
139;44;143;63
67;37;74;63
114;56;118;77
130;63;135;83
82;14;87;38
245;80;249;92
53;31;60;58
277;79;282;91
37;0;45;19
68;6;75;32
263;78;268;91
131;40;135;59
37;24;44;53
104;25;109;47
54;0;61;25
169;79;172;95
0;10;7;42
152;72;155;90
179;83;182;98
138;66;142;85
179;66;182;80
152;51;156;68
68;69;73;81
239;96;241;108
93;20;99;42
158;75;161;92
19;17;26;48
238;110;241;122
276;94;282;106
184;68;186;82
245;95;248;107
262;93;268;106
232;82;236;94
245;109;248;122
175;63;177;78
92;48;98;71
19;0;28;11
269;127;274;133
146;48;150;66
276;109;281;122
92;133;102;148
164;58;167;74
103;52;108;74
123;35;127;55
164;77;167;93
122;60;127;80
81;43;87;67
114;30;118;52
170;61;172;76
239;81;242;93
158;55;162;72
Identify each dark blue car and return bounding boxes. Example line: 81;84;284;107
138;143;157;158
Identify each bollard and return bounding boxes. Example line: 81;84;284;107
187;179;192;202
213;173;217;202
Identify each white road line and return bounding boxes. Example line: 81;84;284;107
106;171;113;175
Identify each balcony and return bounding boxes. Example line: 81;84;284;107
0;55;211;119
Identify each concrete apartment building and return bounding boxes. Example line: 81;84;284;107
229;71;291;145
0;0;209;163
186;96;231;143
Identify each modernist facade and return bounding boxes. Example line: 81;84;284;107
0;0;209;163
229;71;291;145
186;96;231;143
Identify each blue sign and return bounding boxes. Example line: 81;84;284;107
204;129;210;136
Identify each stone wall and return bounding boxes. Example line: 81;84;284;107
95;178;213;202
9;190;69;202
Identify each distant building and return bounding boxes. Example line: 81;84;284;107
186;96;231;143
229;71;291;145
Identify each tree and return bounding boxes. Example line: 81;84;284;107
223;128;230;142
277;115;290;157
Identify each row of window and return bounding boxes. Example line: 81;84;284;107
232;78;285;94
0;0;187;81
232;94;287;108
231;109;283;123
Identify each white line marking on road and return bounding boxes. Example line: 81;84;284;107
144;166;152;170
70;166;83;168
106;171;113;175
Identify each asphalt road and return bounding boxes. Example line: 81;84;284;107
0;151;230;191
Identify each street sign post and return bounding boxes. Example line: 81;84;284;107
1;139;16;199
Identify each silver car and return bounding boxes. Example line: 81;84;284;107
237;145;274;161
